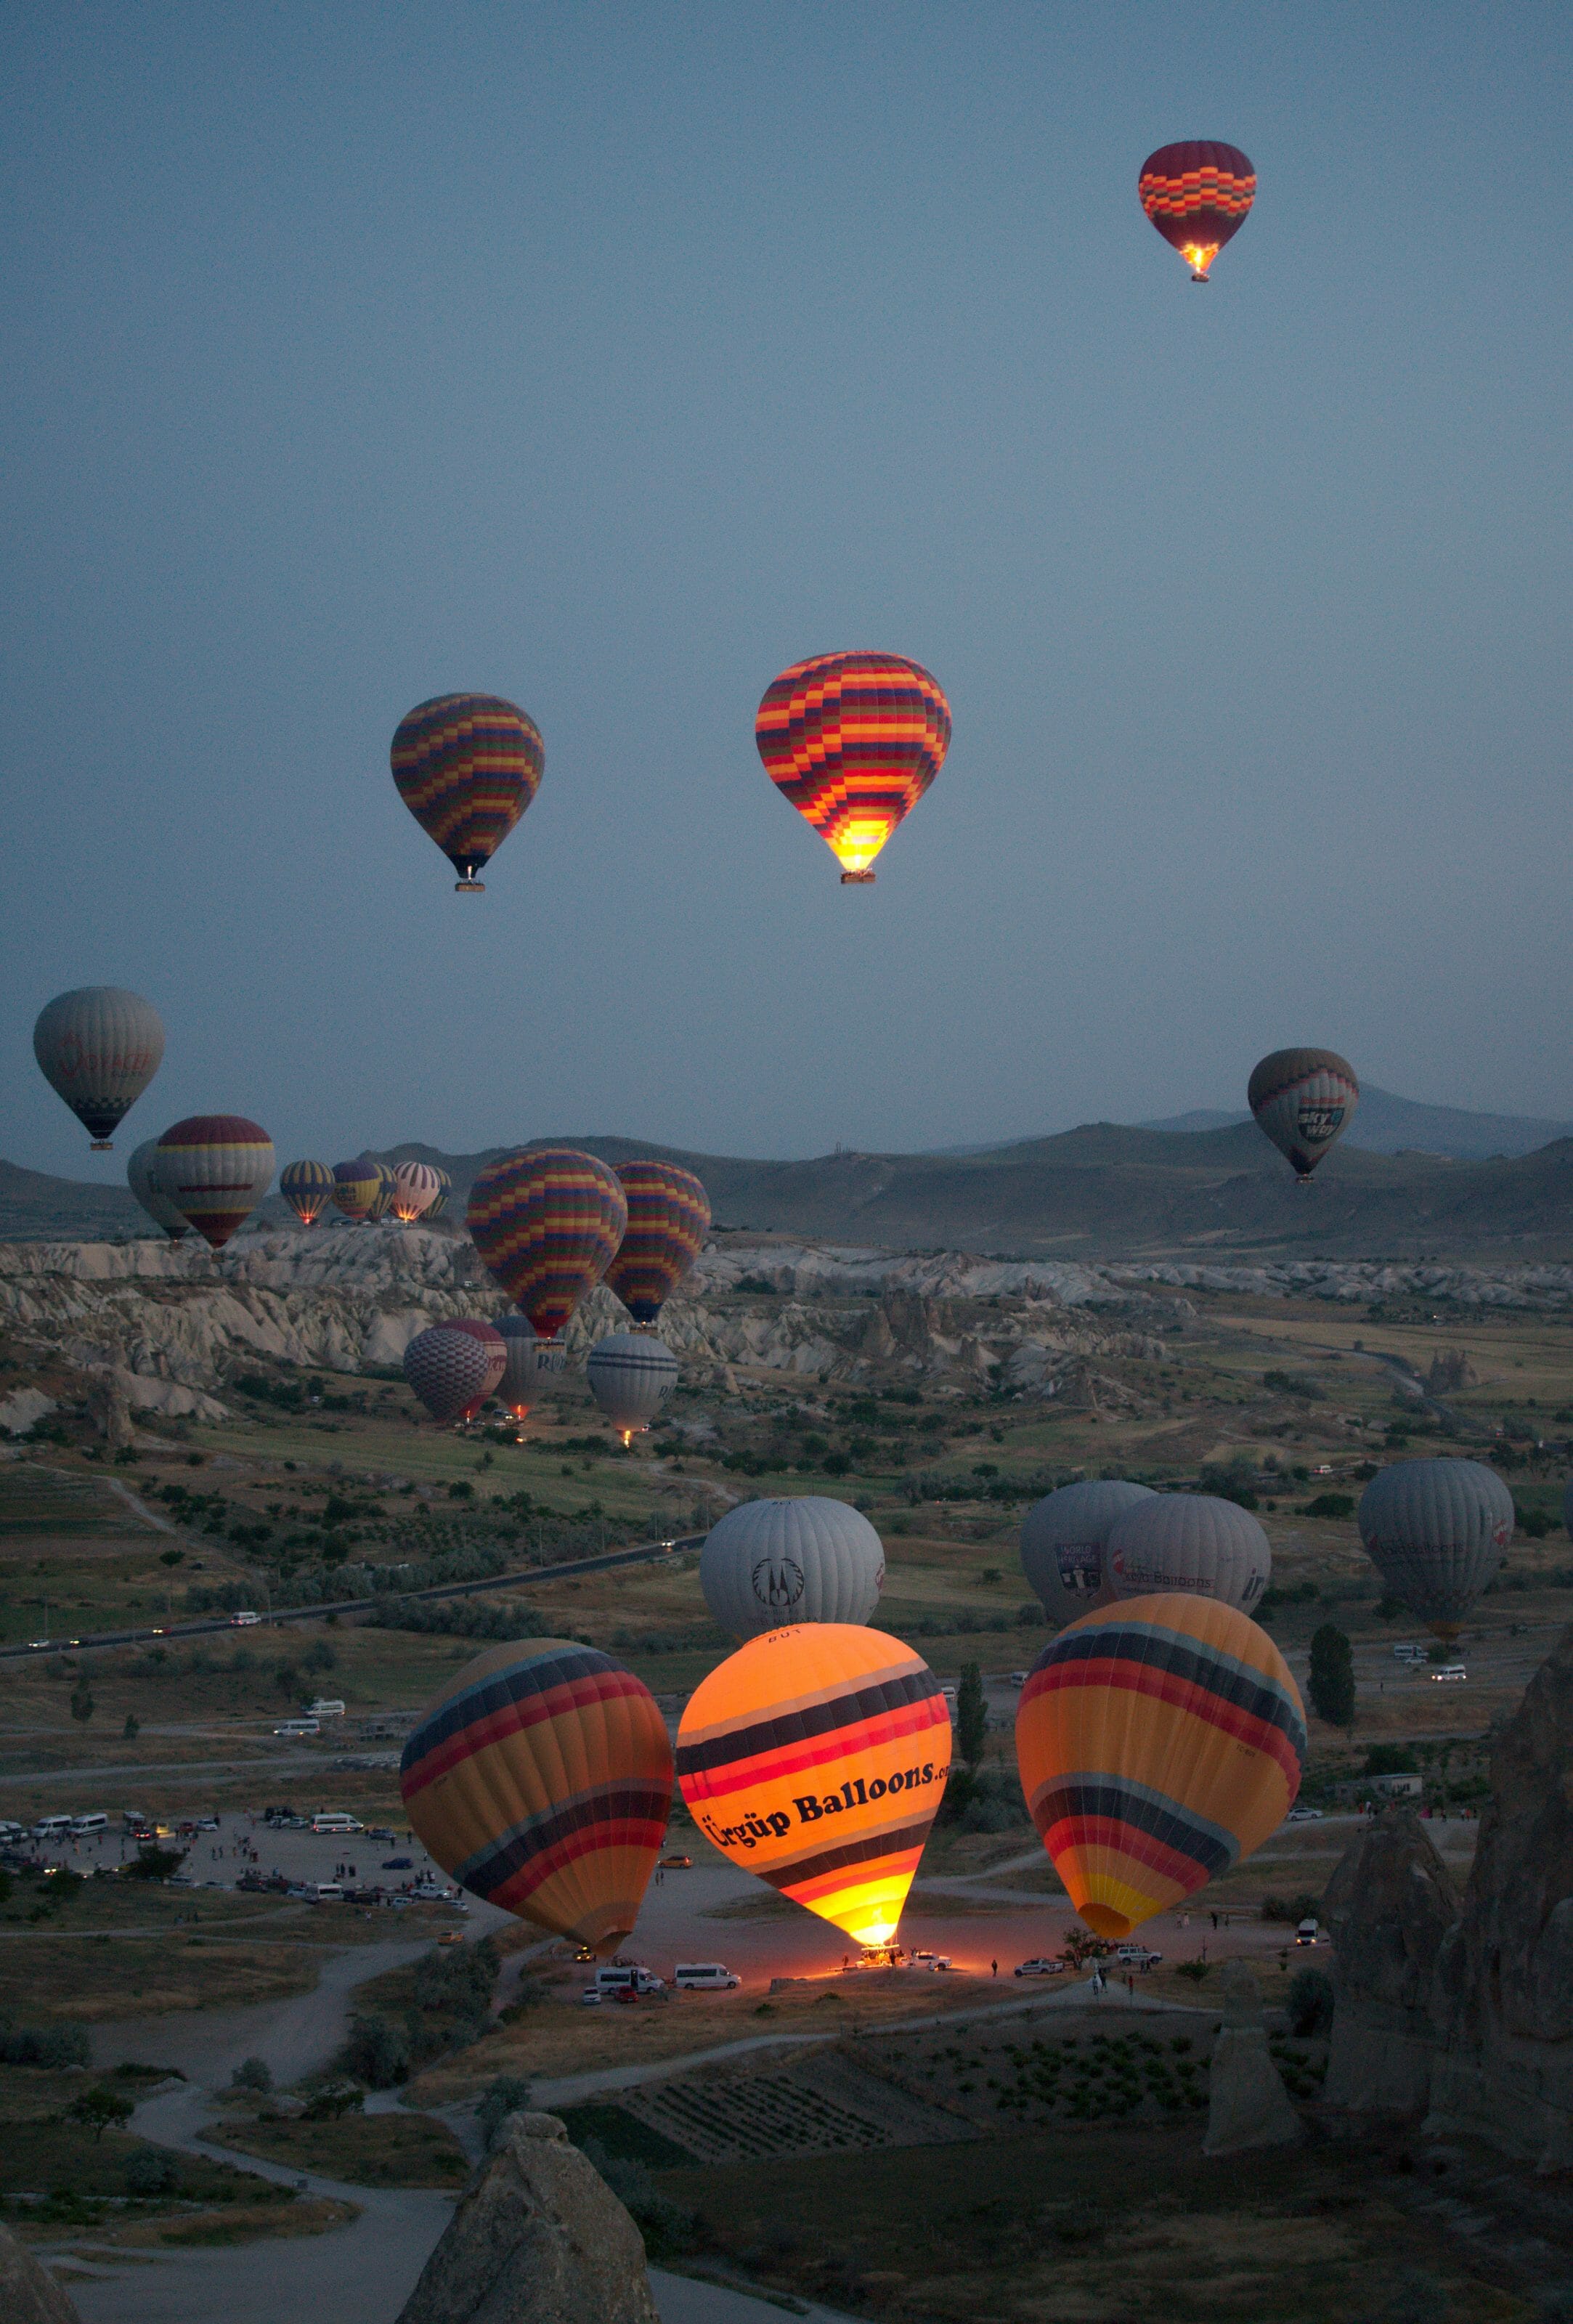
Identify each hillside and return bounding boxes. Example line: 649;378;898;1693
1139;1084;1573;1160
10;1118;1573;1260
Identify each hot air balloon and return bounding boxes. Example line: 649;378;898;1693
33;988;165;1150
497;1314;542;1423
1138;141;1256;280
400;1638;672;1954
426;1167;452;1220
676;1624;950;1951
1105;1495;1272;1617
391;1161;441;1223
700;1498;886;1641
1358;1458;1513;1642
1248;1049;1359;1180
755;651;951;885
467;1148;627;1341
1016;1594;1304;1939
126;1140;188;1240
331;1159;380;1223
280;1159;335;1227
586;1331;678;1445
402;1321;506;1425
391;694;545;893
1020;1480;1157;1625
605;1162;712;1323
153;1117;274;1251
362;1161;397;1223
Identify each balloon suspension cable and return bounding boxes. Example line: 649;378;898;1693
840;869;876;885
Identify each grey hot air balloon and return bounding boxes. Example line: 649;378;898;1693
497;1314;542;1420
1105;1493;1272;1615
1248;1047;1359;1179
126;1139;188;1240
1020;1479;1158;1625
33;987;165;1150
1359;1458;1513;1640
700;1496;885;1641
586;1331;678;1443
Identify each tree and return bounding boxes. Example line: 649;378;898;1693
230;2056;272;2092
70;1681;95;1728
1307;1624;1355;1728
123;1712;140;1739
1288;1966;1334;2038
956;1662;987;1766
69;2085;134;2143
477;2073;534;2150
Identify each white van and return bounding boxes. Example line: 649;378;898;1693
307;1699;346;1719
673;1962;741;1991
33;1814;72;1839
310;1812;362;1835
69;1813;107;1837
1431;1665;1468;1683
312;1882;344;1902
588;1965;665;1999
229;1609;261;1627
0;1820;27;1844
274;1719;320;1737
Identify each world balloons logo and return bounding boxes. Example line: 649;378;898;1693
391;694;544;892
1139;141;1256;280
466;1147;627;1341
400;1639;673;1954
700;1498;885;1641
1248;1048;1359;1179
33;988;165;1150
153;1116;275;1250
755;651;951;884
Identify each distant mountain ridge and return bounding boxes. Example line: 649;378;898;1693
1137;1084;1573;1161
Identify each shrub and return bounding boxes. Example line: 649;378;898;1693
339;2015;410;2088
477;2074;535;2149
1301;1493;1354;1519
0;2022;91;2067
301;2081;364;2121
1288;1966;1334;2038
122;1847;186;1882
1174;1959;1211;1984
956;1662;987;1766
230;2057;272;2092
579;2137;696;2260
124;2147;178;2195
1308;1624;1356;1728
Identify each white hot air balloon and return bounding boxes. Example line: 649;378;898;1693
1019;1479;1157;1625
1105;1493;1272;1616
700;1496;885;1641
498;1314;542;1423
1359;1458;1513;1641
391;1161;441;1223
33;987;165;1150
586;1331;678;1445
126;1139;188;1240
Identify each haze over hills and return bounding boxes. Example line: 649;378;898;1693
1137;1084;1573;1160
7;1101;1573;1260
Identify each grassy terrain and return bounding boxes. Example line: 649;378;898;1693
208;2105;470;2187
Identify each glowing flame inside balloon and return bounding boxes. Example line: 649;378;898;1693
1182;241;1221;280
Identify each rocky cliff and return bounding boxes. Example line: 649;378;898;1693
1325;1625;1573;2170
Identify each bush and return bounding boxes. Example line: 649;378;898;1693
1308;1624;1356;1728
125;2147;178;2195
301;2081;364;2121
579;2137;696;2260
1174;1959;1211;1984
230;2056;272;2092
1301;1493;1354;1519
122;1847;187;1883
1288;1966;1334;2038
477;2074;535;2149
0;2022;92;2067
340;2015;411;2088
956;1662;987;1766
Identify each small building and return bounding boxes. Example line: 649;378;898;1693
1371;1772;1423;1798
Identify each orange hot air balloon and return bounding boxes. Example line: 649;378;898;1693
755;651;951;884
401;1639;673;1954
676;1625;951;1950
1015;1594;1305;1940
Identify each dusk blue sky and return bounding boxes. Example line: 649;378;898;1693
4;3;1569;1179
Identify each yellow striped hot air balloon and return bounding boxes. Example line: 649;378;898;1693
676;1625;951;1950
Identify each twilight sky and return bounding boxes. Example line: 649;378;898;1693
3;2;1569;1179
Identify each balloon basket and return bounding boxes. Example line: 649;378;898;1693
840;870;876;885
455;878;485;892
90;1140;113;1152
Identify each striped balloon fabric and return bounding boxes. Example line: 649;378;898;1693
426;1167;452;1220
677;1625;951;1950
755;651;951;883
126;1140;189;1240
586;1330;678;1442
402;1321;505;1424
1138;140;1256;280
280;1159;335;1227
391;694;545;890
605;1161;712;1323
33;986;165;1148
400;1639;673;1953
331;1159;380;1222
363;1161;397;1223
1248;1047;1359;1179
391;1160;441;1222
1016;1594;1304;1940
154;1116;275;1250
467;1147;628;1340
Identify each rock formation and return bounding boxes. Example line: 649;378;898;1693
0;2221;84;2323
396;2110;659;2324
1325;1625;1573;2171
1203;1960;1303;2156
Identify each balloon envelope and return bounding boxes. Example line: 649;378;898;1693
1020;1480;1157;1625
1248;1049;1359;1179
126;1139;188;1240
677;1624;950;1949
33;987;164;1148
1105;1495;1271;1617
586;1331;678;1442
280;1159;335;1227
1358;1458;1513;1638
391;1161;441;1222
497;1313;542;1418
331;1160;379;1222
391;694;544;890
605;1162;711;1323
363;1162;397;1224
426;1167;452;1220
1016;1594;1305;1939
154;1117;275;1250
400;1638;672;1954
467;1147;627;1340
755;651;951;882
700;1497;885;1641
1138;141;1256;279
403;1321;505;1424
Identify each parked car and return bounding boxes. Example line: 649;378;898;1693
1014;1957;1065;1978
589;1965;665;1998
1009;1672;1028;1688
381;1856;413;1871
659;1854;692;1869
1116;1944;1162;1967
673;1962;741;1990
909;1950;954;1971
437;1930;466;1948
229;1610;261;1627
1286;1805;1325;1822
